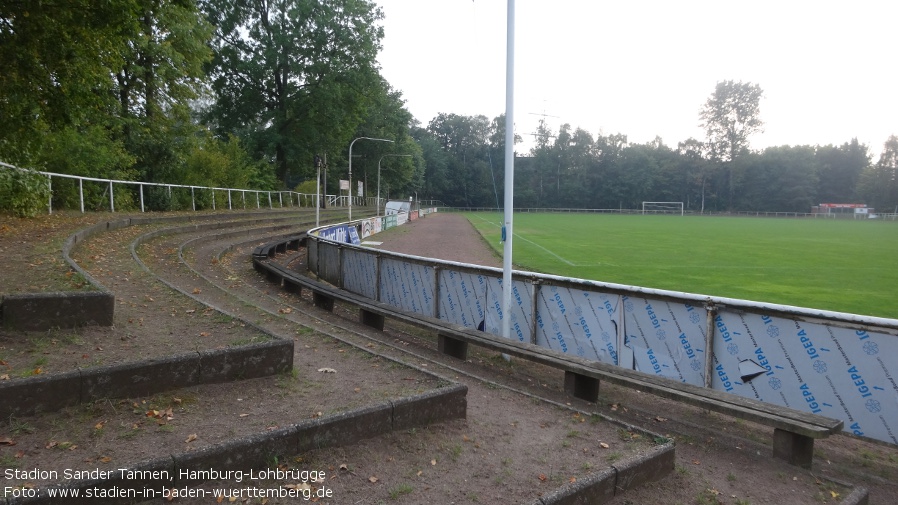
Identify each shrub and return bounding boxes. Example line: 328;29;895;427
0;167;51;217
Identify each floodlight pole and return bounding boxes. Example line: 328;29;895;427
349;137;393;221
378;154;411;217
502;0;515;344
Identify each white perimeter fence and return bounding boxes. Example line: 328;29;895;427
308;212;898;446
0;161;383;214
450;207;898;220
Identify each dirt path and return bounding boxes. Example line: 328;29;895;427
368;213;503;268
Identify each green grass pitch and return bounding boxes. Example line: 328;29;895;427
464;212;898;320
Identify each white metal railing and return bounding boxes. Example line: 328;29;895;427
0;161;358;214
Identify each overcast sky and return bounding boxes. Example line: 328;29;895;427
375;0;897;159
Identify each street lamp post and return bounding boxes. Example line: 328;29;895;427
349;137;393;221
377;154;411;216
314;155;322;227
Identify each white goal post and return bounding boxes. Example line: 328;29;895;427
641;201;684;216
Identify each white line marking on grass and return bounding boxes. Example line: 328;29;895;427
470;214;581;266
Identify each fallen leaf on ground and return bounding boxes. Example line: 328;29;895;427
185;434;198;443
368;476;378;483
99;456;112;463
278;307;292;314
0;375;9;380
317;367;337;373
431;459;437;466
0;437;15;446
599;442;610;449
538;474;547;481
192;288;202;294
654;416;667;422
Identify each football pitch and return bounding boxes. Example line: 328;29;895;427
464;212;898;320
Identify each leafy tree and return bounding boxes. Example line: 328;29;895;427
0;0;134;162
857;136;898;212
677;138;712;212
752;146;819;212
815;139;870;204
425;113;495;207
699;81;764;162
203;0;385;185
699;80;764;209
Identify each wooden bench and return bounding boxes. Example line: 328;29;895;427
253;245;843;469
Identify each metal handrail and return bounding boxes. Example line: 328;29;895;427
0;161;369;214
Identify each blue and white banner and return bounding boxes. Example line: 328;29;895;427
712;310;898;444
483;276;533;344
438;270;486;329
622;296;708;386
317;225;360;245
379;258;434;317
309;212;898;446
534;286;620;365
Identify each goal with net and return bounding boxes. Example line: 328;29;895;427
641;202;684;215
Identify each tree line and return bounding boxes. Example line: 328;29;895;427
416;81;898;214
1;0;420;215
2;3;896;216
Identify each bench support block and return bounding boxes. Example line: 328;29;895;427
564;371;600;403
312;291;334;312
438;334;469;360
265;270;282;284
360;309;385;331
773;428;815;468
284;280;302;295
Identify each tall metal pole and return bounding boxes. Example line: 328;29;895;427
349;137;393;221
378;154;411;217
502;0;516;343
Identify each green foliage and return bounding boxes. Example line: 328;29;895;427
0;167;51;217
204;0;387;185
857;136;898;212
0;0;135;158
700;80;765;163
294;180;320;195
35;125;138;212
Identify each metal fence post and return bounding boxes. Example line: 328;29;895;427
109;181;115;212
704;304;718;388
48;175;52;214
139;184;145;212
191;186;195;211
79;178;84;213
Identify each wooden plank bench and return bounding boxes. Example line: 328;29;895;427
254;249;843;469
